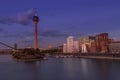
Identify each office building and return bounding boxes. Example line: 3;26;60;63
73;41;79;53
95;33;109;53
67;36;74;53
63;36;79;53
79;36;95;53
108;41;120;53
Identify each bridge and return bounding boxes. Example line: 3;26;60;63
0;42;17;50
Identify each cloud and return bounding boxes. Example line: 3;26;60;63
21;36;36;43
0;34;22;38
0;27;81;41
39;29;81;37
0;8;36;25
39;29;68;37
23;28;82;37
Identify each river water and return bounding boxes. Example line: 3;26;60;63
0;55;120;80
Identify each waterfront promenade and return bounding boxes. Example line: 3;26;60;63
48;53;120;60
1;50;120;60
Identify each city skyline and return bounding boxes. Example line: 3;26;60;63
0;0;120;49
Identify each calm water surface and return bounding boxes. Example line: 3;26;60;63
0;55;120;80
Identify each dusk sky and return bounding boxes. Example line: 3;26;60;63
0;0;120;49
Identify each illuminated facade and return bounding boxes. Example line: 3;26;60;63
33;15;39;49
79;36;95;53
63;36;79;53
95;33;109;53
63;33;114;53
108;41;120;53
73;41;79;53
67;36;74;53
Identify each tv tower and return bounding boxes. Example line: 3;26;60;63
33;13;39;49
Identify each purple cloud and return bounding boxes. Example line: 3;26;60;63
38;28;81;37
39;29;67;37
0;8;36;25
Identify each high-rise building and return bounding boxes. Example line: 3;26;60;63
67;36;74;53
79;36;95;53
63;36;79;53
79;36;95;45
73;41;79;53
95;33;109;53
90;42;97;53
81;44;88;53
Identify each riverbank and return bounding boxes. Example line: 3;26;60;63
79;56;120;60
48;53;120;60
1;53;120;60
78;53;120;60
12;53;45;61
13;58;42;61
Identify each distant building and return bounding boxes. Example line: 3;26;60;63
108;39;115;43
90;42;97;53
39;48;46;51
63;44;67;53
67;36;74;53
63;36;79;53
26;46;32;49
73;41;79;53
79;36;95;45
108;41;120;53
95;33;109;53
81;44;88;53
79;36;95;53
48;44;52;49
63;33;114;53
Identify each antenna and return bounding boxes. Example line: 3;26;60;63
34;8;38;16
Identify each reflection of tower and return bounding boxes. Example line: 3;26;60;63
33;15;39;49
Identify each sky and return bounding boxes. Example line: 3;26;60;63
0;0;120;49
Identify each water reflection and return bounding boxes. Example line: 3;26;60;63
0;55;120;80
0;55;14;62
80;59;89;80
63;58;82;80
22;61;41;80
90;60;109;80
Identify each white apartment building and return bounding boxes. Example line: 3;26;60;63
63;36;79;53
67;36;74;53
73;41;79;53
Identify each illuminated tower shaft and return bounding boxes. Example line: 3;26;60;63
33;16;39;49
34;22;38;49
